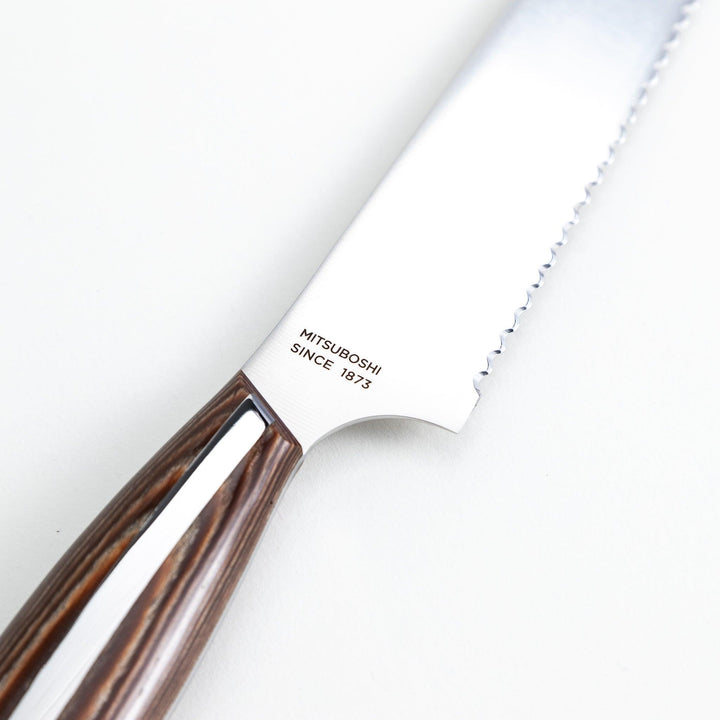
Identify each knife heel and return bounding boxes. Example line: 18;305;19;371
0;370;302;720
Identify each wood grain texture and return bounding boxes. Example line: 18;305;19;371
0;370;302;720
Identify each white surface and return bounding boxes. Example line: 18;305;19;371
0;1;718;719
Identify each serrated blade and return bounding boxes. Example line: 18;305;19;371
244;0;691;449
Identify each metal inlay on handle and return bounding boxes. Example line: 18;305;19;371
11;405;266;720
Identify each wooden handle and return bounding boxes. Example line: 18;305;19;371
0;371;302;720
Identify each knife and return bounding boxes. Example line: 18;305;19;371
0;0;696;718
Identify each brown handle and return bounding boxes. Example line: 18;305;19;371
0;370;302;720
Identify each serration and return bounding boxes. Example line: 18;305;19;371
474;0;698;394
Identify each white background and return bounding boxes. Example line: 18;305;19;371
1;1;719;718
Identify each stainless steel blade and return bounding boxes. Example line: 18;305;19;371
244;0;691;450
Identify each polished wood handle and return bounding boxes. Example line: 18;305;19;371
0;371;302;720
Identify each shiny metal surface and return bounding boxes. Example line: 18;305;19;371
244;0;690;450
11;407;265;720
